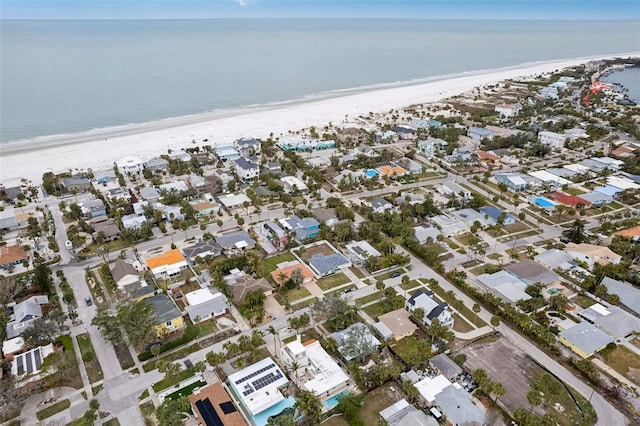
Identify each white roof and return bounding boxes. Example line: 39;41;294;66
415;374;452;403
528;170;570;185
301;341;350;396
116;155;144;167
476;270;531;304
563;164;591;173
185;288;217;306
590;303;611;316
2;336;24;354
345;240;382;259
218;193;252;208
280;175;309;191
228;357;288;416
284;339;306;356
606;176;639;190
380;399;410;420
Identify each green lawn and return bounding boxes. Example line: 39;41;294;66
362;301;395;319
424;243;447;255
76;333;104;384
317;273;351;291
602;345;640;385
400;280;421;291
103;419;121;426
452;313;475;333
349;266;366;279
143;343;202;372
264;252;296;275
36;399;71;421
565;187;587;195
292;297;318;309
356;291;381;305
377;268;405;280
152;368;196;392
390;335;430;365
283;286;312;302
164;380;207;401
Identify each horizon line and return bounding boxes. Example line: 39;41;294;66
1;17;638;21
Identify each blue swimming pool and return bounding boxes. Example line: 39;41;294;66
365;169;379;177
324;390;350;410
534;197;556;208
252;396;296;426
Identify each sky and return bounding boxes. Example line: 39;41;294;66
1;0;639;20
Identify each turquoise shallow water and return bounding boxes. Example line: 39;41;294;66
1;19;639;142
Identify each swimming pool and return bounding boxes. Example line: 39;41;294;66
534;197;556;208
324;390;350;410
251;396;296;426
365;169;379;177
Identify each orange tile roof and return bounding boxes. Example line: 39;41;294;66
188;383;247;426
146;249;186;269
270;262;314;283
377;165;407;176
477;150;499;161
192;201;219;211
615;225;640;238
0;245;27;265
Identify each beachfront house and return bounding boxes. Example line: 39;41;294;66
215;144;240;161
235;157;260;181
418;137;448;157
495;103;522;118
63;176;91;193
116;156;145;175
234;137;261;157
144;157;170;173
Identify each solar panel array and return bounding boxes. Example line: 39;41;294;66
14;349;44;376
219;401;237;414
34;348;42;369
195;398;224;426
252;370;283;391
16;356;24;375
234;362;276;384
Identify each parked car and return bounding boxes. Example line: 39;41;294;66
65;240;73;250
390;272;401;278
85;297;93;306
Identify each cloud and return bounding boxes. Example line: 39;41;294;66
236;0;247;6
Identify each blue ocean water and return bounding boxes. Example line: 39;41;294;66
601;67;640;103
1;19;639;143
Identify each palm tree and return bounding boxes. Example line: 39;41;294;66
277;272;288;288
294;390;323;425
267;325;279;356
527;388;543;412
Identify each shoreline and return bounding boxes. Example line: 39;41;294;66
1;52;638;185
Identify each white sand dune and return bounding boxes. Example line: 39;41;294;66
1;52;637;185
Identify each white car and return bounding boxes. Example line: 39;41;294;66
65;240;73;250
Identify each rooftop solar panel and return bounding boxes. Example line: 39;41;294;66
235;363;276;384
25;353;34;374
195;398;224;426
219;401;237;414
16;356;24;375
34;349;42;369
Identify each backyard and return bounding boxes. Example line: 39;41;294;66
264;252;296;275
601;345;640;385
296;243;337;263
321;382;402;426
317;273;351;291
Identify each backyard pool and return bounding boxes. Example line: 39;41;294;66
534;196;556;208
324;390;350;410
365;169;379;177
252;396;296;426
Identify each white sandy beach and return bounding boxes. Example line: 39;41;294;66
1;53;638;185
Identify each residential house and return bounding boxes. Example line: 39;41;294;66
345;240;382;264
431;214;468;237
495;173;527;192
0;209;19;230
374;130;399;144
534;249;575;271
168;150;192;163
270;261;314;285
540;86;559;99
476;150;500;167
146;249;188;279
227;358;292;419
451;208;490;228
414;374;453;403
394;192;425;206
262;161;282;174
188;383;247;426
396;158;423;174
79;199;107;220
235;157;260;181
468;127;494;143
607;175;639;190
139;186;161;201
476;270;531;304
63;176;91;193
377;164;408;178
215;144;240;161
559;321;614;358
377;309;418;341
334;170;365;186
106;187;132;203
184;289;229;323
2;336;25;361
433;384;486;426
330;322;381;362
307;251;351;278
601;277;640;318
363;196;393;213
216;231;257;255
565;243;622;268
495;102;522;118
418;137;448;157
6;295;49;339
116;156;145;174
313;208;339;227
280;337;350;403
143;294;185;337
110;259;141;290
191;201;220;217
279;216;320;242
439;181;471;199
553;192;592;208
93;169;116;185
92;217;120;242
256;221;288;249
577;302;640;340
479;206;515;225
394;125;418;140
225;269;273;304
159;181;190;194
276;136;335;151
144;157;170;173
405;289;453;327
280;176;308;194
182;240;222;263
218;193;252;211
11;343;54;377
380;399;438;426
121;214;147;230
451;147;473;162
506;259;560;286
538;131;567;149
234;137;261;157
0;245;28;270
565;128;588;141
0;186;24;204
413;225;440;244
337;127;369;145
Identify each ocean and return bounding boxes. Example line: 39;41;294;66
601;67;640;103
1;19;639;143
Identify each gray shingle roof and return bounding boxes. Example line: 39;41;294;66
601;277;640;317
559;321;614;355
182;240;222;259
429;354;462;380
434;385;485;426
144;294;183;324
506;259;559;285
215;231;256;250
185;294;229;322
308;253;350;275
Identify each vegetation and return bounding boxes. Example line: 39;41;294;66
36;399;71;421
